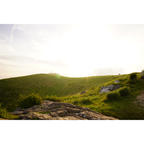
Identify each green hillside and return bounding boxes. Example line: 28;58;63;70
60;73;144;120
1;72;144;120
0;73;119;111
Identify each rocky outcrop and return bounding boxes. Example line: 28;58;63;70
12;100;117;120
100;84;120;94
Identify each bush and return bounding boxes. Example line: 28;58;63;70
107;92;120;101
141;70;144;74
80;98;92;105
119;87;130;97
73;100;79;105
73;98;92;105
19;93;42;108
0;104;8;119
141;70;144;79
129;73;137;81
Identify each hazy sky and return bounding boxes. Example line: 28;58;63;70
0;24;144;78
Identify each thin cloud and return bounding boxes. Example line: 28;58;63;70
0;24;144;78
0;55;67;67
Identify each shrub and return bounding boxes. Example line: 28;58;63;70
19;93;42;108
73;98;92;105
129;73;137;81
80;98;92;105
0;104;8;119
141;70;144;79
141;70;144;74
119;87;130;97
73;100;79;105
107;92;120;101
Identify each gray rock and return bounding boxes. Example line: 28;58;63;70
100;87;111;93
11;111;24;115
114;80;120;84
141;75;144;79
100;84;120;94
80;91;86;94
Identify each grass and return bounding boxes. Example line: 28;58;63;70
54;73;144;119
73;98;93;105
0;104;17;119
1;72;144;119
0;73;119;111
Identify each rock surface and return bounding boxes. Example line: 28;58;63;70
100;84;120;94
114;80;120;84
80;91;86;95
12;100;117;120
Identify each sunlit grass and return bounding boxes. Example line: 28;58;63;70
1;73;144;119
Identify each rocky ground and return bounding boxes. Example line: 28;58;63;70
11;100;117;120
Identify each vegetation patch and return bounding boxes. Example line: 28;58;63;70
119;87;130;97
80;98;93;105
106;92;120;101
18;93;42;108
0;104;8;119
73;98;92;105
0;104;17;119
129;73;138;84
1;73;144;119
0;74;120;110
45;96;61;102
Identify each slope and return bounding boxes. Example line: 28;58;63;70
0;73;120;111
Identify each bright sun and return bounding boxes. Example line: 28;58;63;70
0;24;143;79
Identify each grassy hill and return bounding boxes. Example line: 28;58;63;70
0;73;119;111
1;73;144;120
60;73;144;120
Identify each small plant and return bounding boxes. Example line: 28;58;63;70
80;98;92;105
0;104;8;119
19;93;42;108
73;100;79;105
107;92;120;101
119;87;130;97
141;70;144;79
129;73;137;81
72;98;92;105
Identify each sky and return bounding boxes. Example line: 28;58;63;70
0;24;144;79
